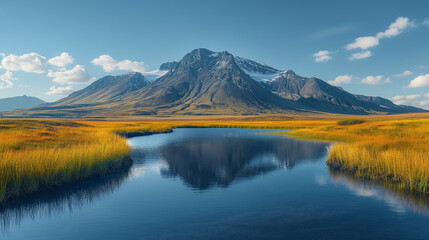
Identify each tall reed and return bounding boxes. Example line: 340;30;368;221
0;121;130;204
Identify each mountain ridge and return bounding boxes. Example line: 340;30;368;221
0;95;46;112
2;48;425;118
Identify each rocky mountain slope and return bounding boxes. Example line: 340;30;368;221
3;48;425;117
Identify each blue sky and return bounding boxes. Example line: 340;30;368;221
0;0;428;108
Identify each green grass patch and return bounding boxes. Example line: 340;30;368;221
337;119;366;126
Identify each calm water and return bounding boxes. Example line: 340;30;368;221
1;128;429;239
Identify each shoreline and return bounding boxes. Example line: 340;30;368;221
0;155;132;208
2;116;429;207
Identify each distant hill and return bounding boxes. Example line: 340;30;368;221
50;72;149;106
3;48;426;118
0;95;46;112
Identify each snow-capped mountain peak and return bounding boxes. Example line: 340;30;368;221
234;56;283;82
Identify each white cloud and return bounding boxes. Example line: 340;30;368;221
418;100;429;109
393;70;413;77
391;95;404;101
0;71;16;89
384;77;391;83
328;75;352;86
392;94;429;109
349;51;372;60
406;94;422;100
424;19;429;27
345;36;379;50
45;86;74;96
313;50;333;62
362;75;384;85
345;17;414;60
376;17;414;39
92;55;149;73
47;65;95;85
407;74;429;88
1;53;47;73
48;52;74;67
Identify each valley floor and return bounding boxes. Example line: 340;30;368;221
1;112;429;205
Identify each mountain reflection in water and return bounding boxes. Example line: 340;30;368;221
156;134;329;189
2;128;429;239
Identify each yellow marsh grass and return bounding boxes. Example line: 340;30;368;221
288;118;429;192
328;143;429;192
0;120;130;204
83;116;429;193
1;114;429;203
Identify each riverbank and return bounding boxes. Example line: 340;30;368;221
0;120;131;206
286;118;429;193
1;114;428;205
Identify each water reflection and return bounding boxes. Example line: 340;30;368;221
3;128;429;239
0;166;131;230
329;169;429;216
157;135;329;189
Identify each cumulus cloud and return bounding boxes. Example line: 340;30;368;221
362;75;384;85
349;51;372;60
47;65;95;85
393;70;413;77
345;36;379;50
0;71;16;89
92;55;149;73
376;17;414;38
345;17;414;60
45;86;74;96
1;53;47;73
392;94;429;109
47;52;74;67
407;74;429;88
328;75;352;86
313;50;333;62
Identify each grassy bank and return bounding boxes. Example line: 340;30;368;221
79;115;429;193
287;118;429;193
0;120;131;205
102;116;429;193
1;114;428;204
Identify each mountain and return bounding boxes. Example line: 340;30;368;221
3;48;425;117
0;96;46;112
232;55;424;114
159;61;178;71
259;71;400;114
48;72;149;107
353;94;423;112
116;49;301;115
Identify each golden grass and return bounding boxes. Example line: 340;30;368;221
1;113;429;204
0;120;130;204
79;114;429;192
287;118;429;193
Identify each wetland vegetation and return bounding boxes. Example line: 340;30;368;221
1;113;428;205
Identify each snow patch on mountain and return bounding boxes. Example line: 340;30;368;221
209;52;220;58
243;70;282;82
234;55;283;82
